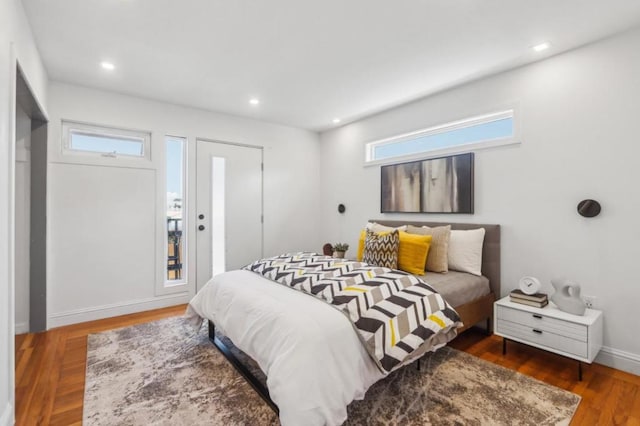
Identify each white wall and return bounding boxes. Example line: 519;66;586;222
319;27;640;375
0;0;48;424
47;82;322;326
14;104;31;334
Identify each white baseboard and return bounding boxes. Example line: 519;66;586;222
48;293;190;328
595;345;640;376
0;402;13;426
14;322;29;335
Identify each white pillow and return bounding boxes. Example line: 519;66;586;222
448;228;485;276
366;222;408;233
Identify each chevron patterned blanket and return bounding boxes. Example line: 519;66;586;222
244;252;462;373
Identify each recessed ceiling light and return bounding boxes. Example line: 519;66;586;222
249;98;260;105
332;118;341;124
532;42;551;52
101;61;115;70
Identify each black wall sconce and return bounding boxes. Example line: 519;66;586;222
338;204;346;214
577;199;601;218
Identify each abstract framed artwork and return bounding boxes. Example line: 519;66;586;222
380;153;474;213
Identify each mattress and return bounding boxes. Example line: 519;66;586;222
418;270;490;308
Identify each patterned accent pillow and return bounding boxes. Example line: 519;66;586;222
357;223;407;261
362;229;399;269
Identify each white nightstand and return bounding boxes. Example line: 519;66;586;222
494;296;603;380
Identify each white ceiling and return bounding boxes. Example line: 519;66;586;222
22;0;640;131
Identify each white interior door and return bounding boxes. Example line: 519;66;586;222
196;140;263;291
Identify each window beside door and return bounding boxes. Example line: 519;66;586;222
166;136;186;284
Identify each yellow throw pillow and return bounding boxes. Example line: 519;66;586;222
358;229;366;261
358;229;431;275
397;231;432;275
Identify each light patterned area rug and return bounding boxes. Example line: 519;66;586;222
84;317;580;425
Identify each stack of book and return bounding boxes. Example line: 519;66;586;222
510;289;548;308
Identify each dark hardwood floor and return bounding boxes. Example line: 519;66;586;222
15;306;640;425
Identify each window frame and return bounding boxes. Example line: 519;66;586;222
364;110;518;166
61;120;152;163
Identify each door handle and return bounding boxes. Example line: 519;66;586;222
198;214;205;220
198;225;205;231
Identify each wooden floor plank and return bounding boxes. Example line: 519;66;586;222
14;305;640;425
450;329;640;425
15;304;186;425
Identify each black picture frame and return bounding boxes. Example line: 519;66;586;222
380;153;474;213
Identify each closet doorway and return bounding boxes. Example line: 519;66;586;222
14;65;48;333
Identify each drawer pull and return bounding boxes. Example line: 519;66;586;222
532;314;543;319
532;329;543;334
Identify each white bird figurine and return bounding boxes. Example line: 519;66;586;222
550;278;586;316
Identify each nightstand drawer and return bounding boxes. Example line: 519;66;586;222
496;319;588;358
496;305;587;341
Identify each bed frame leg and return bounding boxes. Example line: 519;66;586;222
486;317;492;336
208;320;215;340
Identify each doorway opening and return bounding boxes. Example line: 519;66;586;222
14;65;48;334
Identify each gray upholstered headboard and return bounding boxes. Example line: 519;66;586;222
370;220;501;297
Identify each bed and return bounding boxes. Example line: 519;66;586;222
186;221;500;426
372;220;501;334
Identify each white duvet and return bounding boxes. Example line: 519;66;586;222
186;269;385;426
